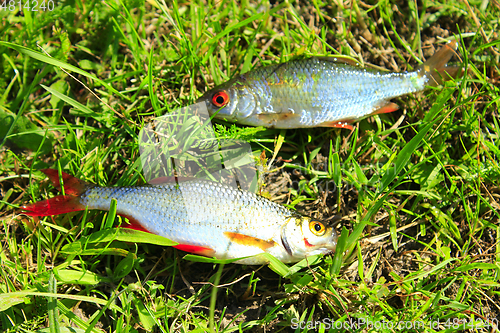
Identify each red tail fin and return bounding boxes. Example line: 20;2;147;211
22;169;88;217
22;195;84;216
40;169;87;195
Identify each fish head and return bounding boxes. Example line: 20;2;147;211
282;216;338;259
198;76;257;121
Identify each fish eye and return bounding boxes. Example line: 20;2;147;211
309;220;326;236
212;91;230;108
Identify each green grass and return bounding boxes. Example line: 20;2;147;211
1;0;500;332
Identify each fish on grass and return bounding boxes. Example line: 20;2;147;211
199;40;461;129
22;169;338;265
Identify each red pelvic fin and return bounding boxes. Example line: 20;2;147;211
224;232;277;251
21;195;84;216
40;169;88;196
173;244;215;257
370;102;399;115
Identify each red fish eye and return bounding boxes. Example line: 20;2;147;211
212;91;229;108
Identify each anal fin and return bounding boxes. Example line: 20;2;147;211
174;244;215;257
119;215;152;233
370;102;399;115
119;216;216;257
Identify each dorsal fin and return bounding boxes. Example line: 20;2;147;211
313;55;362;67
40;169;88;195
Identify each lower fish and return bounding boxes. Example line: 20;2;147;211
198;40;461;129
22;169;338;265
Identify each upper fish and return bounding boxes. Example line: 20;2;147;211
198;40;461;129
22;169;338;265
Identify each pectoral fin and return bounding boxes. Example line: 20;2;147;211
224;232;277;251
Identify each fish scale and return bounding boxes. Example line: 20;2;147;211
228;60;423;126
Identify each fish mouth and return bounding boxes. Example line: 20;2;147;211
328;238;338;252
318;241;338;256
318;237;338;253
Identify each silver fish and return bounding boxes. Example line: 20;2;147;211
199;40;460;129
22;169;338;265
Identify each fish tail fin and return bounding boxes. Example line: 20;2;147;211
22;195;85;216
417;40;463;86
21;169;88;216
40;169;88;195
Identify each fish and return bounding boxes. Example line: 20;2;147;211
198;40;461;129
22;169;338;265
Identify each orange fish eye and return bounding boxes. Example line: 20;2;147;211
309;220;326;236
211;91;230;108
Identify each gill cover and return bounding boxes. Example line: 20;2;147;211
201;76;257;121
281;216;337;259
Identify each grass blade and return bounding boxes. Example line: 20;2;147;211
0;42;128;100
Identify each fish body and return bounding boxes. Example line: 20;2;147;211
22;170;337;265
198;41;460;129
